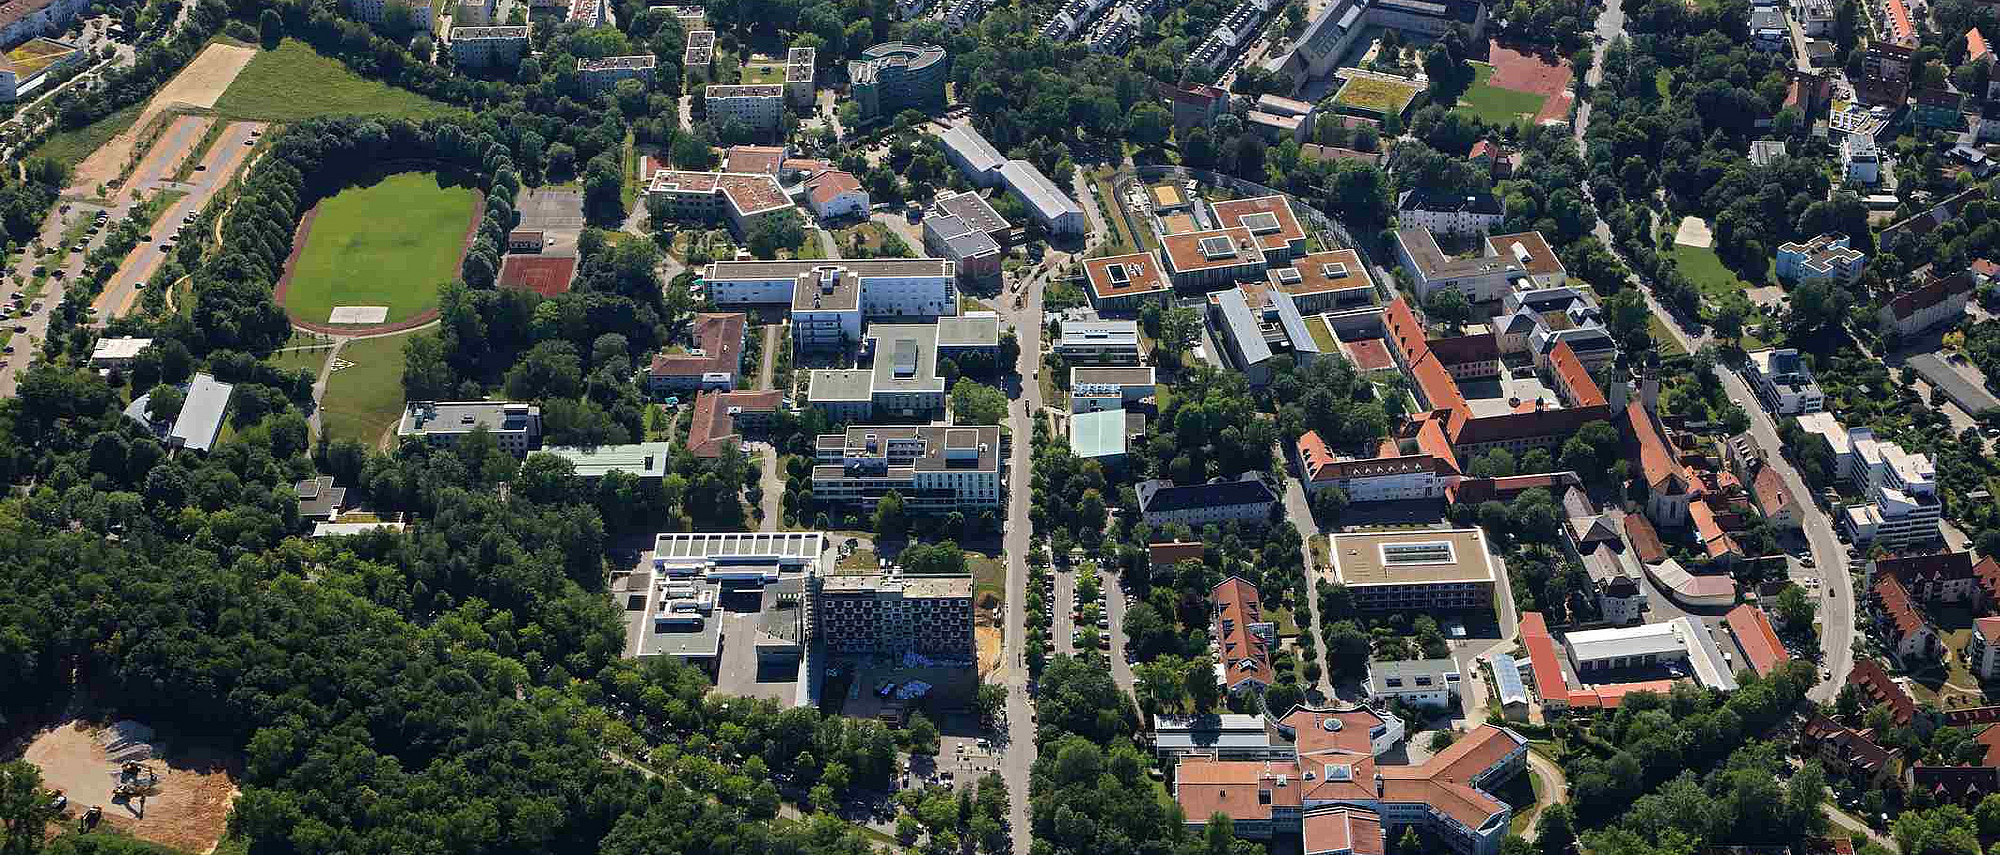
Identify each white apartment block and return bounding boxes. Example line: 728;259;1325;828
705;84;787;134
89;336;152;370
811;425;1003;513
577;55;656;93
398;401;542;454
1397;189;1504;235
450;26;529;67
1795;411;1942;548
1745;348;1826;414
346;0;435;34
1968;617;2000;680
701;259;957;350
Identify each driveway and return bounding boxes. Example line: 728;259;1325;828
95;121;266;320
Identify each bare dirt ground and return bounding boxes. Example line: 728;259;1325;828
22;720;238;854
976;626;1002;676
67;43;256;195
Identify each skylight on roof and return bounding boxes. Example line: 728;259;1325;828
1199;235;1238;260
1240;211;1282;235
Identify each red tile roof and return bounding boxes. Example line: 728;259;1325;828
1427;333;1499;367
1447;472;1581;505
1874;573;1931;642
1623;513;1667;563
1884;273;1974;322
1568;679;1679;709
1303;808;1383;855
1972;27;1992;61
1549;342;1604;408
1689;500;1740;560
1626;401;1694;495
1214;577;1271;690
1750;464;1794;520
1519;612;1569;704
686;389;780;457
803;169;863;206
1150;541;1205;567
649;313;747;380
1725;604;1789;676
1848;659;1918;725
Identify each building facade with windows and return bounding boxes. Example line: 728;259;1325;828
810;425;1003;512
815;571;974;655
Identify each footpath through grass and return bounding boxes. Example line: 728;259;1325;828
320;331;423;445
283;172;478;325
214;39;458;123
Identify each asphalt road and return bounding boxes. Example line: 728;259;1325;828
993;247;1050;855
1279;467;1336;700
95;121;265;320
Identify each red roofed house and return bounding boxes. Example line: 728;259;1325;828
1800;712;1902;787
1214;577;1274;694
1966;616;2000;680
1724;604;1790;676
801;169;869;221
1688;499;1742;565
1151;541;1206;569
1295;427;1459;502
1872;573;1941;663
1878;272;1974;338
685;389;782;457
1848;658;1920;726
1748;462;1801;532
647;312;747;392
1623;514;1667;564
1972;27;1993;64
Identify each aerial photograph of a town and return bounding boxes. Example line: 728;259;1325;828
9;0;2000;849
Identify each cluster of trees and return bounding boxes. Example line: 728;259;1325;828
1265;356;1394;452
1563;661;1818;819
1583;739;1829;854
1132;365;1276;485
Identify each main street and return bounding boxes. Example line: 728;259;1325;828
993;251;1051;855
1571;5;1854;701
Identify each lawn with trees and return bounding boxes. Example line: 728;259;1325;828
215;38;459;122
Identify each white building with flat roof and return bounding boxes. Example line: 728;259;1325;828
578;55;656;92
1054;319;1142;364
399;401;543;454
705;84;787;134
651;530;829;577
937;123;1007;186
1793;411;1941;548
540;442;672;481
1329;529;1498;612
450;25;529;67
1366;657;1460;708
812;425;1003;512
169;373;234;453
89;336;151;370
1744;348;1825;414
1562;616;1738;691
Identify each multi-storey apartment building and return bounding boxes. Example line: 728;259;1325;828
450;26;529;67
815;571;974;655
1135;473;1278;527
848;42;949;120
811;425;1003;512
398;401;542;454
1328;529;1499;612
346;0;434;34
644;170;792;237
705;83;787;134
577;55;656;93
1744;348;1826;414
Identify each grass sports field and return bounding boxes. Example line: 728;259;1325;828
1454;62;1551;126
214;39;457;123
1332;74;1419;116
320;331;424;445
282;173;477;325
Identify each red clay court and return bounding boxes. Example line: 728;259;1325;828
1345;338;1397;373
499;255;579;297
1486;40;1575;125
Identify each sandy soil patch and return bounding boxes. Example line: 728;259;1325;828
68;43;257;194
1674;215;1714;248
22;720;238;853
976;626;1002;676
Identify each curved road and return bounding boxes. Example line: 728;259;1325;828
1521;749;1571;842
1571;0;1854;701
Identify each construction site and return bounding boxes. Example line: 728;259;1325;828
18;719;238;852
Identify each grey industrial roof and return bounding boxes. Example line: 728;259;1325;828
869;324;944;393
809;368;875;401
1000;160;1083;220
652;531;827;561
400;401;539;436
1151;713;1285;752
1214;287;1273;366
170;373;233;452
938;124;1006;174
928;214;1002;260
1908;353;2000;413
1273;290;1320;356
1057;319;1140;349
937;315;1001;348
1490;653;1528;706
933;190;1009;234
542;442;672;478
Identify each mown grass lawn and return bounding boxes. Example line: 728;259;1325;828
320;331;424;446
283;172;477;325
214;39;458;123
1454;62;1550;126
